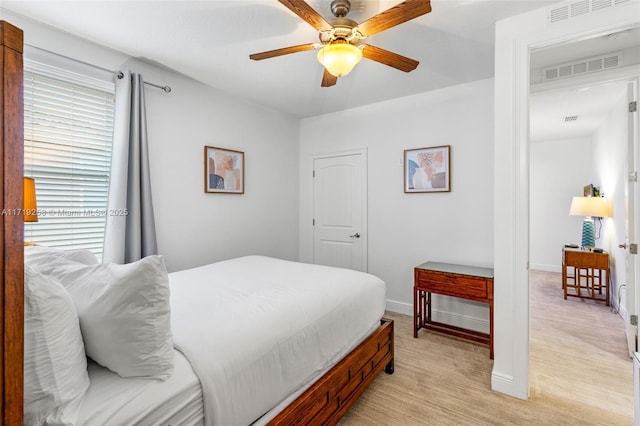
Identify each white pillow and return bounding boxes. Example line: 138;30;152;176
46;255;174;379
24;265;89;426
25;245;99;276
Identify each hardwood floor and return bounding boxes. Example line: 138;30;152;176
340;271;633;425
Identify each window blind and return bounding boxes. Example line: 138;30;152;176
24;62;115;257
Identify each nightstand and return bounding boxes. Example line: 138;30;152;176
562;247;610;305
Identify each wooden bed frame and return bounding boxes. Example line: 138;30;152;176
269;318;394;425
0;20;393;425
1;20;25;426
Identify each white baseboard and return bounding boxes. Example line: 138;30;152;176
491;370;527;399
617;296;627;320
618;301;637;356
434;309;489;333
385;299;489;333
385;299;412;316
529;263;561;273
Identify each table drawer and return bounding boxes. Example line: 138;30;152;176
564;250;609;269
416;270;489;299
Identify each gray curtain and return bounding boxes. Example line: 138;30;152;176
103;70;158;264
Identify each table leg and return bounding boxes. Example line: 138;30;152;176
606;267;610;306
413;287;419;338
598;269;603;295
562;263;568;300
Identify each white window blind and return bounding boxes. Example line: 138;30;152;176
24;59;115;257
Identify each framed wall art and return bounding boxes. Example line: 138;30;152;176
404;145;450;193
204;146;244;194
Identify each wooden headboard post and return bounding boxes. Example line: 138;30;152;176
0;20;24;426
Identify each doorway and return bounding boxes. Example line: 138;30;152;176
529;40;636;416
529;74;634;337
493;1;640;399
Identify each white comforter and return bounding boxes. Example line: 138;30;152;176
168;256;386;426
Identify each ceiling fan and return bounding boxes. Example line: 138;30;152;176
249;0;432;87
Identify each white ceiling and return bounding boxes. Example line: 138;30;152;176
530;81;628;142
2;0;560;118
529;25;639;142
3;0;637;143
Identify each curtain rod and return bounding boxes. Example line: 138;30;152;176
24;45;173;93
117;71;172;93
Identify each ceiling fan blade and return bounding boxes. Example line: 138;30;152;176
321;69;338;87
361;44;419;72
250;43;317;61
278;0;333;32
357;0;432;37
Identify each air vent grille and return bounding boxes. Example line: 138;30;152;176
542;51;622;81
571;0;590;16
564;115;579;122
548;0;631;24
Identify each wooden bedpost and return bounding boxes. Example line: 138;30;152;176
0;20;24;426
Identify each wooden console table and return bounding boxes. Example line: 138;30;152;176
413;261;494;359
562;247;610;305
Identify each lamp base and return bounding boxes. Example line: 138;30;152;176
581;218;595;247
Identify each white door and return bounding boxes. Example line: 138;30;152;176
313;152;367;271
624;80;640;355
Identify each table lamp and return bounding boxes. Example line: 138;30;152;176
569;196;611;247
24;177;38;246
23;177;38;222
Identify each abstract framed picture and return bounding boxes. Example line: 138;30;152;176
204;146;244;194
404;145;451;193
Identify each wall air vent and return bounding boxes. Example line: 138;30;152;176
564;115;579;122
548;0;631;24
542;51;622;81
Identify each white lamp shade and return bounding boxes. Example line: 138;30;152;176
317;42;362;77
569;196;611;218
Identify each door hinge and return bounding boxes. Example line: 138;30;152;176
631;171;638;183
312;218;315;226
631;243;638;255
631;315;638;326
631;101;638;113
312;170;315;178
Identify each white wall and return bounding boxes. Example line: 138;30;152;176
300;79;494;332
530;137;593;272
128;58;300;272
5;9;301;272
593;88;630;311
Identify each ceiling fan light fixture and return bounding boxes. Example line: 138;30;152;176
317;42;362;77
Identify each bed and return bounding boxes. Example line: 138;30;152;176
5;22;392;424
23;249;394;425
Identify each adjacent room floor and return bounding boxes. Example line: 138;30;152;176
340;271;633;425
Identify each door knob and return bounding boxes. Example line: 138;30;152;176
349;233;361;238
619;243;628;249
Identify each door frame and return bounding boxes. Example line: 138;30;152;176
494;2;640;400
627;78;640;356
309;148;368;271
